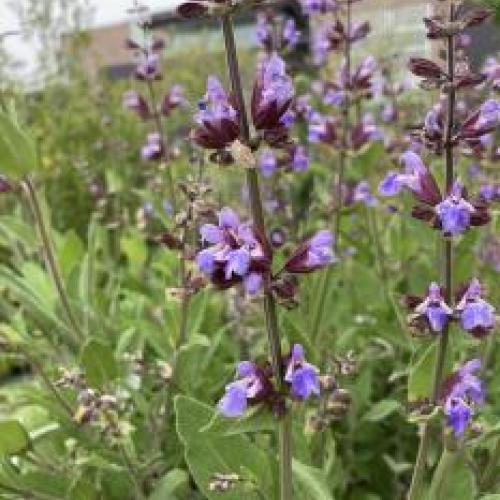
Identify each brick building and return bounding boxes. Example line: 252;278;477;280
75;0;497;80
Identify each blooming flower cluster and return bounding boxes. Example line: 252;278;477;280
416;99;500;155
406;279;496;338
441;359;485;436
193;53;296;162
218;344;319;418
379;150;490;236
122;29;187;163
313;19;370;65
255;11;300;53
195;207;335;297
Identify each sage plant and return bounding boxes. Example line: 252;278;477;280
378;2;498;497
122;6;196;349
174;2;338;497
302;0;374;339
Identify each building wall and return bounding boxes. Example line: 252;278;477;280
78;22;130;79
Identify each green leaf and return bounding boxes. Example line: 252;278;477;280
362;399;401;422
201;406;277;436
148;468;190;500
430;452;476;500
175;395;275;500
292;460;334;500
80;339;118;388
408;342;452;402
0;420;30;455
0;109;37;178
58;230;84;280
174;335;211;393
350;141;385;180
0;215;38;251
120;231;147;270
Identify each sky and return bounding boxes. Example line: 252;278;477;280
0;0;178;80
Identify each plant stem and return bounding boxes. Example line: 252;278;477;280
407;4;456;499
311;0;352;341
145;79;177;212
20;346;74;418
119;444;146;500
221;14;292;500
142;44;191;352
22;176;82;347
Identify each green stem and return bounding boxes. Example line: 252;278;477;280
20;347;74;418
221;14;292;500
407;4;456;498
119;444;145;500
311;0;351;341
145;79;177;213
366;207;407;334
22;176;82;347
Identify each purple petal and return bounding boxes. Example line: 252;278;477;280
218;207;240;229
200;224;223;244
291;365;320;399
225;248;250;279
218;382;248;417
237;361;256;378
378;172;403;196
196;249;216;275
243;272;263;295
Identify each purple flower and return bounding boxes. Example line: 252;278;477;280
412;282;453;333
196;207;270;294
259;150;278;177
218;362;270;417
141;133;163;160
123;90;149;119
193;77;240;150
285;230;335;274
460;100;500;152
483;56;500;90
135;53;161;81
351;113;383;150
442;359;485;436
312;25;332;66
255;12;272;49
299;0;338;15
292;146;309;172
308;112;337;144
353;181;378;207
284;344;320;399
161;84;187;116
445;397;472;436
378;151;441;206
479;183;500;202
435;180;475;236
455;278;496;337
324;88;346;107
381;102;397;123
422;103;445;152
252;53;294;146
283;19;300;49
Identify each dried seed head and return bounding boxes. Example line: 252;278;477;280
230;140;257;169
325;399;350;418
158;361;173;382
305;414;328;433
319;374;338;392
